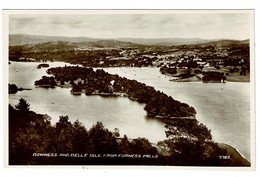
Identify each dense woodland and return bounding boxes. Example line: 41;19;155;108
38;66;196;118
34;76;57;88
9;98;249;166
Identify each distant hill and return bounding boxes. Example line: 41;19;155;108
9;34;249;46
113;37;213;45
89;40;144;48
17;40;143;52
197;39;250;46
9;34;100;46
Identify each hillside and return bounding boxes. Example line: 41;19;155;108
87;40;144;48
114;37;213;45
197;39;250;46
16;40;143;52
9;34;100;46
9;34;247;46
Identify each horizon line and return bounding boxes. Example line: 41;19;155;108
9;33;249;41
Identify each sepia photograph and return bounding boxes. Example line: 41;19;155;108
3;9;254;168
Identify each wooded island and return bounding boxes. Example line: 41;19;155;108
35;66;196;119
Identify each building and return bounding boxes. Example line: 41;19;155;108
206;59;225;66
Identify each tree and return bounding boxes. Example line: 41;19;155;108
156;120;230;165
9;84;18;94
55;116;74;152
88;122;118;153
131;138;158;154
55;115;71;132
113;128;120;138
118;135;132;154
72;119;89;153
164;120;212;142
15;98;30;112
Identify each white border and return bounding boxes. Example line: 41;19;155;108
1;0;259;177
2;8;255;169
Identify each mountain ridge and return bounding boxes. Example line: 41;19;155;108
9;34;248;46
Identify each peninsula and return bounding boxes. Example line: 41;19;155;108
35;66;196;119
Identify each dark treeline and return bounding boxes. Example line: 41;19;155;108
44;66;196;118
202;72;226;83
9;98;158;165
160;66;177;75
9;98;249;166
9;84;18;94
34;76;57;88
9;83;32;94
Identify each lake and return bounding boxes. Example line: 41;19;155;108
8;62;251;161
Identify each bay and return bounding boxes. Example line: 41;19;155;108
9;62;251;161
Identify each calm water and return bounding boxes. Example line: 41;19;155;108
8;62;166;145
9;62;251;161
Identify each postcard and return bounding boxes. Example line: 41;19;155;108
3;10;255;169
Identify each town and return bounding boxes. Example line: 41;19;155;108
9;38;250;83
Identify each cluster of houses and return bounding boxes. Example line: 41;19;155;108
147;51;247;72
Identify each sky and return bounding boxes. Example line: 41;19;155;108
9;12;252;40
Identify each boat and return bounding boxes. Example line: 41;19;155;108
37;63;50;69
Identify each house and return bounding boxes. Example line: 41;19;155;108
206;59;225;66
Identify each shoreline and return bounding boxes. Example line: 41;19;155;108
217;143;250;166
15;61;250;164
10;61;251;83
163;73;250;83
16;62;250;160
155;115;196;120
226;79;250;83
170;79;250;83
49;83;197;120
40;82;251;164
